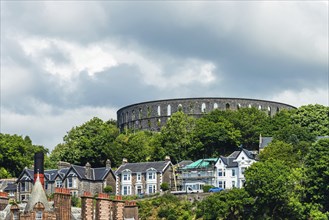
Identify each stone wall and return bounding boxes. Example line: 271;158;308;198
117;98;296;131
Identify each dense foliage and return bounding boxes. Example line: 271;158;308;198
1;104;328;218
0;134;48;177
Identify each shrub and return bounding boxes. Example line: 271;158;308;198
103;186;113;194
160;182;170;192
203;185;214;193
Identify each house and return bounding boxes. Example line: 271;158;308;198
16;159;116;201
215;148;258;189
178;158;217;192
115;157;173;196
177;148;258;191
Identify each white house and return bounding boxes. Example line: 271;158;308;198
215;148;258;189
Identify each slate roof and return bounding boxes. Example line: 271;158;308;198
63;165;113;181
259;137;273;150
220;156;238;168
18;165;114;183
116;161;171;174
4;182;17;192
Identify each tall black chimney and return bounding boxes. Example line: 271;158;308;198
34;152;44;188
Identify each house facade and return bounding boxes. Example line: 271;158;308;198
115;157;173;196
215;149;258;189
16;159;116;201
177;148;258;191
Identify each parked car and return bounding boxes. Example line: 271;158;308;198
208;187;224;193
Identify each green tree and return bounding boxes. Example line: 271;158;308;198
193;114;241;157
226;107;270;149
292;104;329;136
196;188;254;220
113;131;154;164
155;112;196;163
0;133;47;177
273;124;316;146
49;117;119;167
259;140;299;168
244;160;294;219
305;139;329;212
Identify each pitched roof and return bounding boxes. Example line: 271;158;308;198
259;137;273;150
220;156;238;168
4;182;17;192
66;165;114;181
116;161;171;174
25;175;51;212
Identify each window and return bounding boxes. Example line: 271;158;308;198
68;177;73;188
139;108;142;119
148;172;156;180
123;173;131;181
36;211;42;220
137;173;141;182
157;106;161;116
232;169;236;176
148;184;156;194
45;181;48;189
218;169;225;177
136;185;143;195
178;104;183;111
21;182;28;192
223;181;226;189
9;191;15;197
241;167;246;175
21;195;26;201
56;180;62;188
226;103;230;110
132;110;135;120
214;103;218;109
67;176;76;188
123;186;131;195
232;181;236;188
218;181;223;188
201;103;206;112
167;105;171;116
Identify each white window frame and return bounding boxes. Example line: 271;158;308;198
147;184;156;194
148;172;156;180
136;173;142;182
122;185;131;195
56;180;62;188
232;169;236;177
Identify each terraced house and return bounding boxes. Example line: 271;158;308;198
16;159;116;201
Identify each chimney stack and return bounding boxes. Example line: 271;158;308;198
34;152;44;188
122;158;128;165
106;159;111;169
85;162;92;179
165;156;171;162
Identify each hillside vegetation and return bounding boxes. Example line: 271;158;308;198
1;104;328;218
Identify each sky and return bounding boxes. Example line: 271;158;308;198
1;1;328;151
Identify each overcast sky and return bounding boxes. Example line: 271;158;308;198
1;1;328;151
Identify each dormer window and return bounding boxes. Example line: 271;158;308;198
123;173;131;181
148;172;156;180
